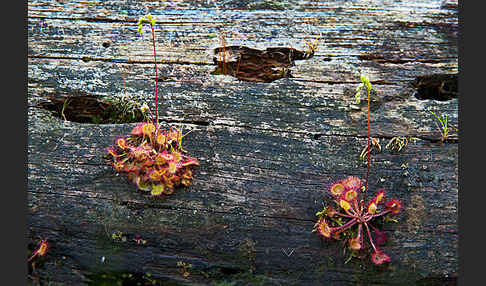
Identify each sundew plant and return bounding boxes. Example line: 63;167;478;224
313;75;403;265
106;14;199;196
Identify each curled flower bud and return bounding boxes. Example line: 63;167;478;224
181;178;192;186
116;137;129;149
182;169;193;179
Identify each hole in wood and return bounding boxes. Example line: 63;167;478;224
37;94;144;124
212;45;314;83
413;73;458;101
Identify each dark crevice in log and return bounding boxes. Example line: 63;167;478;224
37;94;144;124
412;73;458;101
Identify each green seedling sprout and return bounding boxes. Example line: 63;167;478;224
61;98;70;121
429;110;453;142
304;32;321;55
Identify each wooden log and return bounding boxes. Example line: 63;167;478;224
28;0;458;285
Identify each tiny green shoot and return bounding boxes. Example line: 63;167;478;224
429;110;453;142
61;98;70;121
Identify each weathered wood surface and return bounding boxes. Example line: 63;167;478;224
28;0;458;285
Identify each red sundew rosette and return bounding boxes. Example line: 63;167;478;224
108;122;199;196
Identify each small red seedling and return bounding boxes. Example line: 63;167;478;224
28;239;49;263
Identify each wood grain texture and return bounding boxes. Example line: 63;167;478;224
28;0;458;285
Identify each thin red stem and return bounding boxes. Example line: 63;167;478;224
151;26;158;129
365;209;392;221
335;211;355;219
364;222;377;252
364;88;371;202
332;218;358;235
